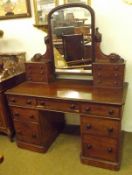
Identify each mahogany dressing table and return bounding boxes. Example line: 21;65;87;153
5;3;127;170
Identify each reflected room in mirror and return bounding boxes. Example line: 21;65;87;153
49;4;95;76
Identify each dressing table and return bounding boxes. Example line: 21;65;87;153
5;3;127;170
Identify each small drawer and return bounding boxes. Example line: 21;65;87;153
14;120;41;145
81;116;119;138
11;107;39;123
26;73;47;82
82;135;118;162
7;95;36;107
37;99;80;113
81;103;120;118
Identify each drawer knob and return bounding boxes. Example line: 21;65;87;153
32;134;37;138
85;107;91;113
107;147;113;153
107;127;113;133
85;124;92;129
27;100;32;105
14;113;20;117
108;110;114;115
70;104;76;110
40;101;46;106
87;144;92;149
30;115;34;119
11;98;16;103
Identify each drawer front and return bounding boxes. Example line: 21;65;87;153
81;103;120;118
11;107;39;123
82;135;118;162
14;120;41;145
7;95;36;107
26;73;47;82
37;99;79;113
81;116;120;138
25;63;46;73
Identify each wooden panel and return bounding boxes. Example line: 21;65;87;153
11;107;39;123
81;116;120;138
82;135;118;162
81;103;120;118
14;120;41;145
93;63;125;88
7;95;36;107
37;98;80;113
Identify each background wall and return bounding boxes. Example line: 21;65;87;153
0;0;132;131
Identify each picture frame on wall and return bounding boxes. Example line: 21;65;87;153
33;0;59;25
0;0;31;20
64;0;91;5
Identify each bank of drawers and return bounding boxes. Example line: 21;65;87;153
7;95;121;118
81;116;120;162
11;107;42;145
7;94;121;167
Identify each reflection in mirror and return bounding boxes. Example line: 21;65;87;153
50;5;93;74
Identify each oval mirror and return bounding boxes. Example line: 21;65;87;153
48;3;95;78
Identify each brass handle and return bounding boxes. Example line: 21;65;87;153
87;144;92;149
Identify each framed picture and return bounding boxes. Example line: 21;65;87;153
0;0;31;20
64;0;91;5
33;0;59;25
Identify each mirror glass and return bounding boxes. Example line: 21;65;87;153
50;5;94;74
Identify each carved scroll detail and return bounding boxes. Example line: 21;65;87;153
95;28;124;63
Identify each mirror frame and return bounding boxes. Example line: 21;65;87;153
48;3;95;78
33;0;59;26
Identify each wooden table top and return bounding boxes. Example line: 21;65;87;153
5;79;128;105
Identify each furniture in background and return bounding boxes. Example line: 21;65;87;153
0;52;26;140
5;4;127;171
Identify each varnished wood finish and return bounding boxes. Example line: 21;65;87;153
0;73;25;140
5;79;127;170
93;62;125;88
25;61;55;83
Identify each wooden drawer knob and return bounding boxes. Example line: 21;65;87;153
27;100;32;105
108;110;114;115
70;104;76;110
87;144;92;149
107;147;113;153
40;101;46;106
14;113;20;117
11;98;16;103
30;115;34;119
85;107;91;113
32;134;37;138
107;127;113;133
85;124;92;129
